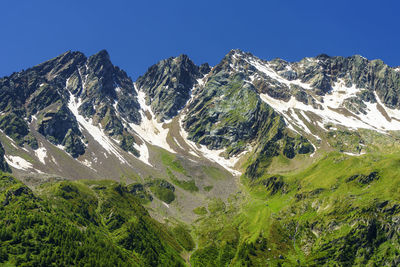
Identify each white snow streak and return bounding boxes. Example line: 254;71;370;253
129;86;175;153
243;54;313;90
5;155;33;170
35;147;47;164
178;117;242;176
133;139;152;166
68;92;129;164
259;86;400;134
343;152;366;156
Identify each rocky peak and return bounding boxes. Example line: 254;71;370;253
77;49;116;99
199;63;211;75
33;51;87;82
136;54;203;121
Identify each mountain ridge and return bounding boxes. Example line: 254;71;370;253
1;48;400;178
2;48;400;266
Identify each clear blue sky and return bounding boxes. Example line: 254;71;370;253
1;0;399;79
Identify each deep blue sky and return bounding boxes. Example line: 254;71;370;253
1;1;399;80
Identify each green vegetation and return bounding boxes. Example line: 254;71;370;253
120;135;139;156
203;185;213;192
0;174;186;266
202;166;227;180
190;152;400;266
0;112;31;147
0;141;10;172
167;168;199;192
126;182;153;203
160;150;187;175
172;224;195;251
147;178;176;204
193;206;208;215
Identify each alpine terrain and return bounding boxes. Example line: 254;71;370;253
1;49;400;266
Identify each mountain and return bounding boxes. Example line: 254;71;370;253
1;49;400;266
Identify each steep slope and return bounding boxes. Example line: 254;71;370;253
225;50;400;155
0;173;187;266
0;50;241;226
1;49;400;217
191;152;400;266
181;52;314;178
136;54;208;122
0;141;10;172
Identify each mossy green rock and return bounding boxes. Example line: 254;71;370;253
136;54;203;121
0;142;10;172
38;104;85;157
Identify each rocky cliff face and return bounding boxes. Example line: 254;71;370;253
266;53;400;108
136;54;205;122
182;51;314;177
0;141;10;172
0;48;399;180
0;50;143;160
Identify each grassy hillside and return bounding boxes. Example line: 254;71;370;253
3;151;400;266
0;173;191;266
190;152;400;266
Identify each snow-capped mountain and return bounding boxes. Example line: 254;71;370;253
1;49;400;182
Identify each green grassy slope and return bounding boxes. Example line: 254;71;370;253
190;152;400;266
3;149;400;266
0;174;191;266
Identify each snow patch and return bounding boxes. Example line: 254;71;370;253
309;142;317;158
259;85;400;136
133;138;152;167
35;147;47;164
80;159;97;171
238;53;313;90
5;155;33;171
56;144;66;151
67;92;129;164
129;85;175;154
51;156;59;166
343;152;366;157
324;80;359;109
173;137;185;151
178;116;242;176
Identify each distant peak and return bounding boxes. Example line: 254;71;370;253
176;54;190;60
315;53;331;60
225;49;254;60
199;63;211;75
91;49;110;60
86;49;113;72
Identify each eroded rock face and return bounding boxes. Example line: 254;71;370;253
136;54;204;121
67;50;141;125
37;103;85;158
183;71;273;154
287;54;400;107
0;49;142;158
0;141;10;172
182;51;314;176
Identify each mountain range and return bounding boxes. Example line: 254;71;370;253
1;49;400;266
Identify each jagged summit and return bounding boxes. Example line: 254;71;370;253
1;48;400;181
136;53;204;122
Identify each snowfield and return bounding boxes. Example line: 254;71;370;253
35;146;48;164
68;92;129;165
5;155;34;171
129;85;175;154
